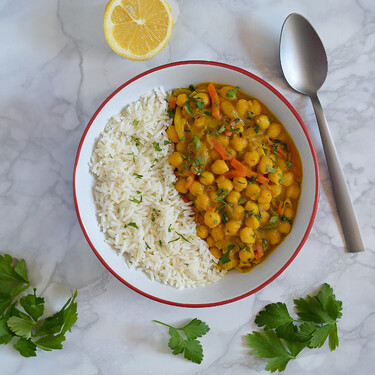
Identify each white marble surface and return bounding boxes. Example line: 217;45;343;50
1;0;374;373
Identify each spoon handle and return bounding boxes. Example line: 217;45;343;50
310;94;364;252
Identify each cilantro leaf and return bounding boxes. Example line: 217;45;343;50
13;337;37;357
308;323;335;349
34;334;65;351
192;135;201;151
294;294;333;324
247;330;294;373
226;86;239;98
316;283;343;321
180;318;210;340
255;303;294;330
184;101;194;117
19;289;44;322
152;142;162;152
0;316;14;344
7;315;36;339
154;318;209;364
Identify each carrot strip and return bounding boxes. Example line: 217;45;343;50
277;201;285;216
185;175;195;190
230;159;269;184
169;95;177;109
266;139;288;160
208;136;232;160
254;242;264;260
207;83;220;119
224;170;245;179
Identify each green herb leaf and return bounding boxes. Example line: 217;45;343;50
34;334;65;351
154;319;209;364
262;238;268;251
255;303;294;330
184;101;194;117
226;86;239;98
266;165;277;173
127;222;139;229
0;316;14;344
254;124;260;133
152;142;162;151
285;160;293;167
247;330;295;372
19;289;44;322
129;196;142;204
131;136;140;147
13;337;37;357
164;140;171;145
193;135;201;151
192;156;205;167
132;119;140;126
189;84;195;91
7;316;36;339
220;244;235;264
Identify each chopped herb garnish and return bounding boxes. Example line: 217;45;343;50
145;242;151;249
180;136;185;142
248;176;257;183
131;136;140;147
262;238;268;251
129;196;142;204
164;140;171;145
133;173;143;179
280;215;292;223
278;174;285;184
189;84;195;91
226;86;239;98
252;212;262;220
285;160;293;167
269;216;279;224
192;155;205;167
184;101;194;117
215;188;229;203
175;231;191;243
245;210;253;219
133;119;140;126
230;125;240;133
152;142;162;151
193;135;201;150
222;212;229;223
217;124;226;134
127;152;135;162
220;244;236;264
254;124;260;134
167;108;175;118
127;222;139;229
238;197;244;205
168;237;180;244
159;240;163;246
168;224;173;232
266;165;277;173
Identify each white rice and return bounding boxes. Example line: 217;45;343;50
89;88;225;288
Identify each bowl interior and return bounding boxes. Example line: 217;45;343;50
74;61;319;307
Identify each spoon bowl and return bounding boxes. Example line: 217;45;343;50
280;13;364;252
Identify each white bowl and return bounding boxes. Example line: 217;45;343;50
74;61;319;307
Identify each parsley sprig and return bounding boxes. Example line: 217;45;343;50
0;254;77;357
153;318;210;364
247;283;343;372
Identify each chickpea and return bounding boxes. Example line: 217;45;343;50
269;184;282;197
189;181;204;196
233;177;247;192
216;176;233;192
212;225;225;241
245;200;259;214
231;134;247;152
220;86;237;99
258;189;272;204
226;148;237;159
279;222;291;234
194;92;210;107
258;202;270;211
244;150;260;167
226;190;241;205
175;179;188;194
166;126;180;143
217;134;230;147
258;156;273;174
195;193;210;210
245;216;260;230
248;99;262;115
282;172;294;187
245;184;261;200
196;225;209;239
239;248;255;262
200;171;215;186
210;247;222;259
225;220;242;236
232;205;245;220
236;99;249;117
255;114;270;130
232;122;244;133
267;122;282;138
194;116;205;129
206;235;215;247
221;101;238;118
259;210;270;224
268;168;283;185
204;211;221;228
208;191;219;203
257;147;265;157
209;149;220;161
268;229;281;245
168;152;183;168
284;207;294;219
176;141;185;152
176;93;188;107
286;184;300;199
221;257;240;269
240;227;256;244
211;159;229;175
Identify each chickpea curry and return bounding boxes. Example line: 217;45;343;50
166;82;302;273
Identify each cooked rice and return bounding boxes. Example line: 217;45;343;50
89;88;225;288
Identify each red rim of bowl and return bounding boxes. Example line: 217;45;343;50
73;60;320;308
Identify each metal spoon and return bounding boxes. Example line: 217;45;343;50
280;13;364;252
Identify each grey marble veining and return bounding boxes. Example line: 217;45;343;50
0;0;374;374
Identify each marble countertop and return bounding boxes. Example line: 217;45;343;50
1;0;374;374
